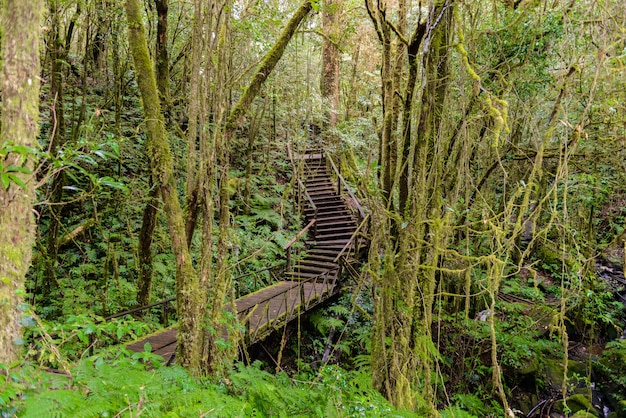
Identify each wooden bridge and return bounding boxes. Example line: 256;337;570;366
126;149;368;363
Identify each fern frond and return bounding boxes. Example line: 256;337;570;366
20;389;85;418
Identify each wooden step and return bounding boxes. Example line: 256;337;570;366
309;239;353;248
316;225;357;235
306;180;334;189
314;231;354;245
315;214;356;224
304;174;329;180
306;211;351;219
309;191;342;202
308;238;351;245
303;254;338;263
311;199;344;208
296;259;339;269
307;248;341;256
304;160;328;167
284;271;331;280
306;187;335;194
305;203;348;211
304;165;328;172
304;173;330;181
307;189;337;196
290;264;331;275
316;216;356;225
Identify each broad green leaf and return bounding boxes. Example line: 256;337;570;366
1;173;10;189
7;174;26;189
5;165;31;174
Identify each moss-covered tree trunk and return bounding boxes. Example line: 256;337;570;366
125;0;202;372
136;183;159;307
0;0;42;364
320;0;340;140
154;0;170;107
42;0;67;302
135;0;170;309
366;0;401;210
369;1;455;411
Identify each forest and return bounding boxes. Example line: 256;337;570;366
1;0;626;416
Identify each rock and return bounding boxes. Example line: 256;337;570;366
567;394;598;416
476;309;491;321
525;305;557;336
553;394;598;417
571;411;598;418
543;359;587;392
518;355;539;374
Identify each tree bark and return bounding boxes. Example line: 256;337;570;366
369;1;455;411
125;0;202;372
155;0;170;107
42;0;67;301
0;0;42;364
320;0;340;137
136;183;159;307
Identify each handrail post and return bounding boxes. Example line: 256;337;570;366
337;160;341;195
286;247;291;271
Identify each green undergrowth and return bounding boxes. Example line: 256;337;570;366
3;350;417;418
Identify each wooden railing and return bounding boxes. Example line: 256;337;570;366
333;213;370;264
284;218;316;271
105;297;176;325
326;154;366;221
298;178;318;235
234;264;282;297
239;267;339;345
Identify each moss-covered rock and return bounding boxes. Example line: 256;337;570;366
571;411;599;418
518;355;540;375
526;305;557;336
543;359;587;392
553;394;598;416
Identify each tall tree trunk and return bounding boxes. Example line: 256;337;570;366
369;1;455;411
0;0;42;364
42;0;67;301
136;183;159;307
135;0;170;308
184;0;205;249
398;22;426;215
155;0;170;107
366;0;398;210
125;0;202;372
320;0;340;142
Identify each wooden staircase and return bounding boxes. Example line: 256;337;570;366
126;148;367;362
286;151;361;281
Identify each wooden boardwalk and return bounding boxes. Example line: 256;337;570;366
127;150;366;363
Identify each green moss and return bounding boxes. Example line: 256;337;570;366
554;394;598;416
518;356;539;375
571;411;599;418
